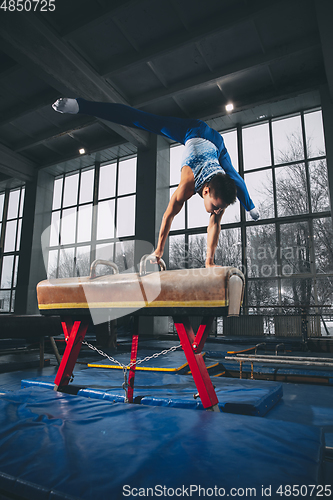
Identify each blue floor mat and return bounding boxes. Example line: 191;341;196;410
0;387;324;500
22;367;283;416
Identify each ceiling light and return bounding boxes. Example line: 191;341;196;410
225;103;234;112
79;148;86;155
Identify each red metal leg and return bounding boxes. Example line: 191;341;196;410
173;316;219;411
54;317;89;390
127;333;139;403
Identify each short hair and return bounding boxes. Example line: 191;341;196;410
207;173;237;205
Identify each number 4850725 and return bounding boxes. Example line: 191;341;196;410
0;0;56;11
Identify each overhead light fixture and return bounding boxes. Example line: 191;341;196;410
225;103;234;112
79;148;86;155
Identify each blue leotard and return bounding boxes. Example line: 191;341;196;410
76;98;255;211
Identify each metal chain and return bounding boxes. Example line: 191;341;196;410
81;340;182;401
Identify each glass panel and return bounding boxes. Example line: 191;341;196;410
0;194;4;221
58;247;75;278
96;243;114;262
280;222;311;275
187;194;210;229
97;199;115;240
188;234;206;268
169;187;185;230
118;157;136;196
47;249;58;279
313;217;333;274
49;211;60;247
304;110;326;158
316;277;333;307
12;256;19;288
52;178;63;210
222;130;238;171
0;290;11;312
79;169;94;204
116;195;135;237
275;164;308;216
272;115;303;164
215;227;242;268
246;224;277;278
63;173;79;207
77;204;92;243
242;122;271;171
115;240;135;273
19;188;25;217
98;163;116;200
4;220;17;252
60;207;77;245
10;290;15;313
16;219;22;251
169;234;186;269
247;279;279;307
1;255;14;288
309;160;330;213
222;201;240;224
170;145;184;185
7;190;20;219
244;169;274;220
76;245;91;277
281;278;314;306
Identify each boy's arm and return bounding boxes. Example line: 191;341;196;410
205;210;225;267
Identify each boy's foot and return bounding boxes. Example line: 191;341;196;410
52;98;79;114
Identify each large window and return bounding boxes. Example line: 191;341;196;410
48;156;137;279
0;187;25;312
168;108;332;309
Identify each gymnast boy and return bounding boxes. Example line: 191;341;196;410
52;98;259;268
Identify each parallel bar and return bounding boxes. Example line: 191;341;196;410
54;318;89;390
174;316;219;411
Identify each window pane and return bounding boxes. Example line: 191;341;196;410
246;224;277;278
215;227;242;268
247;279;279;307
272;115;303;164
99;163;116;200
313;217;333;274
317;277;333;307
243;122;271;171
116;195;135;237
79;169;94;204
169;234;186;269
63;173;79;207
309;160;330;213
1;255;14;288
222;201;240;224
76;245;91;277
16;218;22;251
4;220;17;252
61;207;77;245
0;194;4;221
7;190;20;219
49;211;60;247
115;240;135;272
12;256;19;288
170;187;185;230
281;278;314;306
77;204;92;243
52;178;63;210
280;222;311;275
118;157;136;196
304;110;326;158
275;164;308;217
0;290;11;312
47;249;58;279
96;243;114;262
188;234;206;268
19;188;25;217
222;130;238;171
170;145;184;185
244;170;274;220
187;195;209;229
97;200;115;240
58;248;75;278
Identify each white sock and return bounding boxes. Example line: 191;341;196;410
52;98;79;114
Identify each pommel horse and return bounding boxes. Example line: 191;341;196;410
37;256;245;412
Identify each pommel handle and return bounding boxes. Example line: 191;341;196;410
139;254;166;276
90;259;119;279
